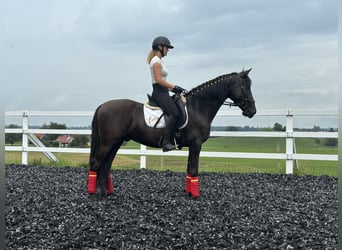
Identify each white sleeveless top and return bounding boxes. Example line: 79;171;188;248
149;56;168;84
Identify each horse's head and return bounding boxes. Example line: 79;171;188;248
230;68;256;118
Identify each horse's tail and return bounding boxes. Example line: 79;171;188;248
88;105;102;194
89;105;101;164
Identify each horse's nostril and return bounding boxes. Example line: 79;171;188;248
250;110;257;118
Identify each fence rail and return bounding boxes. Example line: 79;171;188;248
5;109;338;174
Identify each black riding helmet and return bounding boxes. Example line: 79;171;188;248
152;36;174;57
152;36;174;49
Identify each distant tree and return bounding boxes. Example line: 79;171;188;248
273;122;284;131
243;126;253;131
41;122;66;130
312;125;321;132
5;124;21;145
224;126;240;131
69;135;89;148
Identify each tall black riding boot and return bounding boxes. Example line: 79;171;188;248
162;115;177;152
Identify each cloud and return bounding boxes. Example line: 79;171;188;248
2;0;338;128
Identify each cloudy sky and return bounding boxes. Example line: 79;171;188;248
1;0;338;127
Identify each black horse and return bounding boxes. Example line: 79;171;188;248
88;69;256;198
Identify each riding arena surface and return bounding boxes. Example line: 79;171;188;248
6;164;337;249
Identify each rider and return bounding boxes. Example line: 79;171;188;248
147;36;185;152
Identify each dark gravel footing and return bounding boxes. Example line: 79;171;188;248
6;164;337;249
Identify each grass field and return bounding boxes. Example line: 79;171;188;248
5;137;338;176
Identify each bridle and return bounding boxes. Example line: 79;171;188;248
185;72;254;109
223;75;254;109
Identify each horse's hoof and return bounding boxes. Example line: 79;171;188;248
184;191;200;200
184;190;192;196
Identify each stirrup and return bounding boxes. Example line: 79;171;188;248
173;137;179;150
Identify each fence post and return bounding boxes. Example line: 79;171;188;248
140;144;147;169
21;110;29;165
285;109;294;174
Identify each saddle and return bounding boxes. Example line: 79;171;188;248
143;93;188;129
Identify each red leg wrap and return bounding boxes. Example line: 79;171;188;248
107;173;113;195
190;176;199;198
185;174;192;194
88;171;97;194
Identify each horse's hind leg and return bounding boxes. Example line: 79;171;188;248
90;141;123;196
102;144;122;195
88;143;116;195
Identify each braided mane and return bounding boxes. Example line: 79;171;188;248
186;72;239;97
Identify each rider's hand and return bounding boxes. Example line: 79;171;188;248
172;85;186;94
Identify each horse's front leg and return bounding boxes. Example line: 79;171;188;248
186;143;202;198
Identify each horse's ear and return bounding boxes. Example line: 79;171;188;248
240;68;252;77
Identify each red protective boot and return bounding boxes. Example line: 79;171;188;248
190;176;200;198
185;174;192;195
88;171;97;194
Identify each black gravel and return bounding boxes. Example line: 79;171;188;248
5;164;337;249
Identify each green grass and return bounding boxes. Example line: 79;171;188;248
202;137;286;153
5;137;338;176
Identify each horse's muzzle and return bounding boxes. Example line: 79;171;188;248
243;106;256;118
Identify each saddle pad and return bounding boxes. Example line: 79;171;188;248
143;103;189;129
143;104;166;128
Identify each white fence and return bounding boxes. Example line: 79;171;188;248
5;109;338;174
